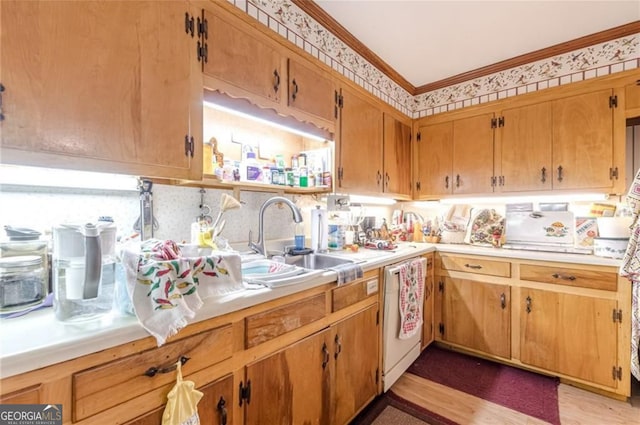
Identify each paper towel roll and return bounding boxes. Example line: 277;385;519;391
311;207;328;252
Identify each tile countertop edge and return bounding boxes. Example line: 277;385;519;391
0;243;623;379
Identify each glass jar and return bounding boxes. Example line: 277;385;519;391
0;255;47;312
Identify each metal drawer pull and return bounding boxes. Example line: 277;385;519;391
322;342;330;369
143;355;190;377
552;273;576;281
335;334;342;359
526;296;532;313
217;396;228;425
464;263;482;269
500;293;506;309
273;69;280;93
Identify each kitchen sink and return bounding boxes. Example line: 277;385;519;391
283;253;355;270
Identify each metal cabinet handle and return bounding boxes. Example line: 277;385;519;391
445;176;449;189
291;79;299;100
541;167;547;183
217;396;228;425
464;263;482;269
273;69;280;93
376;170;382;186
456;174;461;188
526;296;532;313
385;172;390;188
143;356;190;377
334;334;342;359
500;293;506;309
0;83;4;122
552;273;576;281
557;165;563;182
322;342;330;369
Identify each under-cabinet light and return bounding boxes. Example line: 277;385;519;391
439;193;611;205
349;195;397;206
203;101;330;143
0;165;139;192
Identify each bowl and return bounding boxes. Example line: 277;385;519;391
593;237;629;259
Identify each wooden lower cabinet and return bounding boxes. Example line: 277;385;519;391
438;276;511;358
241;304;379;425
520;288;618;388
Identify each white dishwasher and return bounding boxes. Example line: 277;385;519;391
382;257;426;392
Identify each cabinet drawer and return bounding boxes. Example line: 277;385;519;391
245;293;326;348
73;324;233;422
440;255;511;278
332;270;379;312
520;264;617;291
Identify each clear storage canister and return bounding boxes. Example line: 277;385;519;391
0;255;47;312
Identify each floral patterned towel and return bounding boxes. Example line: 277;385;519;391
398;259;425;340
123;240;242;346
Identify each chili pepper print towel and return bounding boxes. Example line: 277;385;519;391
398;259;425;340
122;239;243;346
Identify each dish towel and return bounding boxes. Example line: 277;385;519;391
398;259;425;340
619;168;640;381
122;239;242;346
330;263;363;286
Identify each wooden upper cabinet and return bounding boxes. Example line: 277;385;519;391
552;89;614;190
383;113;412;198
0;1;201;179
204;9;282;104
625;80;640;113
337;85;383;194
452;113;496;195
287;58;335;124
498;102;553;192
414;122;453;199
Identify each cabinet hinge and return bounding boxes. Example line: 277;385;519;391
197;40;208;63
184;135;195;157
438;322;444;335
0;83;4;121
184;12;194;37
376;310;380;325
609;95;618;108
417;132;421;142
416;181;421;191
438;280;444;292
490;118;497;128
239;380;251;406
498;116;505;127
612;366;622;381
491;176;497;187
338;94;344;109
609;167;619;180
338;167;343;181
375;367;380;384
197;14;208;39
612;309;622;323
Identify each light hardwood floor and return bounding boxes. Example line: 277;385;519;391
391;373;640;425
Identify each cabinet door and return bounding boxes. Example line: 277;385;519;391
332;304;379;425
625;80;640;112
288;58;335;124
337;86;383;193
383;114;412;197
520;288;618;387
440;277;511;358
498;102;552;192
1;1;200;179
204;9;282;104
452;113;496;194
414;122;453;198
552;89;614;190
244;329;331;425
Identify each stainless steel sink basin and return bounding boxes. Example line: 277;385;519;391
284;253;355;270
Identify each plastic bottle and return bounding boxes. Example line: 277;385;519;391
242;152;261;182
327;215;344;251
294;222;305;250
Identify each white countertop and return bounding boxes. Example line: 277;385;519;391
0;242;622;379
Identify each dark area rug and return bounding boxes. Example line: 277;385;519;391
407;345;561;425
351;390;458;425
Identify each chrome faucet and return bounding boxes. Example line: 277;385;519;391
249;196;303;257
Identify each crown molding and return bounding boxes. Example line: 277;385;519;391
290;0;639;96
